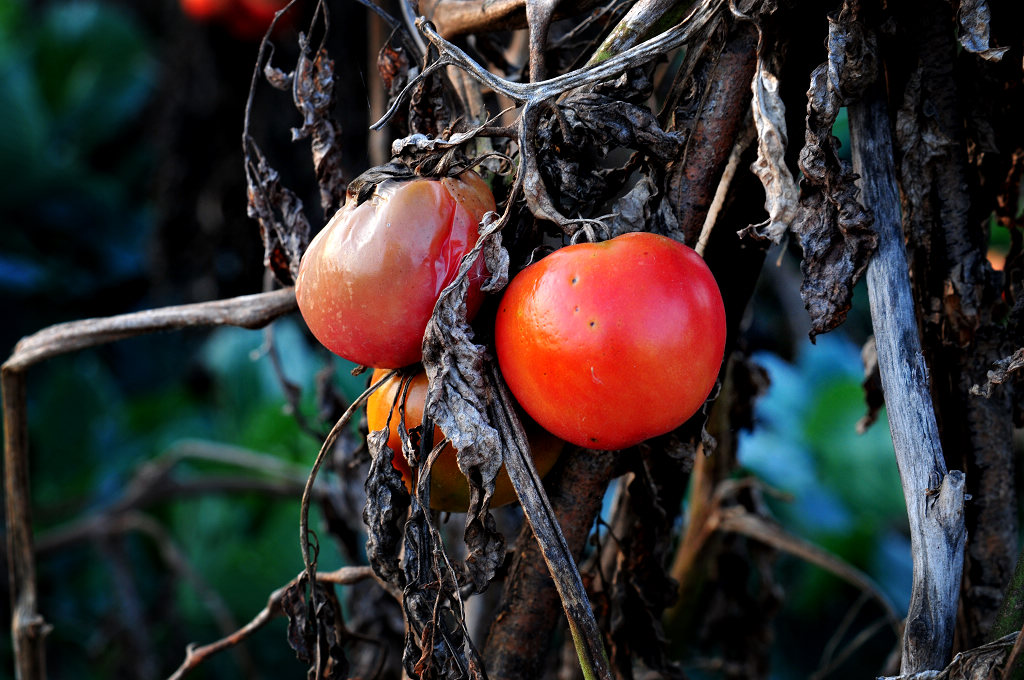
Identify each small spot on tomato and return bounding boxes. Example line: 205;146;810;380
574;306;579;312
589;320;596;327
571;276;578;284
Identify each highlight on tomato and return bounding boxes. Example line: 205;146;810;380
494;231;726;450
366;368;564;512
295;171;496;369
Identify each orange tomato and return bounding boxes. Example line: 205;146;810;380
494;232;726;450
366;368;563;511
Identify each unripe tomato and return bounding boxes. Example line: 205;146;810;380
494;232;726;450
296;172;495;368
366;369;563;511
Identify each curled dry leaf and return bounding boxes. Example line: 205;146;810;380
970;347;1024;398
362;427;410;590
244;142;312;286
956;0;1010;62
559;93;686;163
289;34;347;218
282;575;350;680
744;22;798;244
422;213;510;593
401;470;483;680
793;3;877;339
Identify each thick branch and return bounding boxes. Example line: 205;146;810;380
4;369;47;680
484;447;620;679
5;288;297;372
850;82;966;674
420;0;600;38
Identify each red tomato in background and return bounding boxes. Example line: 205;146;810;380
366;369;563;512
494;232;726;450
296;172;495;369
179;0;291;38
227;0;290;38
180;0;231;21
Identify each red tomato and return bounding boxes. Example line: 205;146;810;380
296;172;495;368
366;368;563;511
494;232;726;450
225;0;289;38
180;0;230;21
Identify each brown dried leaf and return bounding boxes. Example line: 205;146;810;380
362;427;410;590
422;214;509;592
244;142;312;286
559;93;686;162
401;443;484;680
956;0;1010;62
971;347;1024;398
793;3;877;338
290;34;347;218
282;576;350;680
745;29;798;243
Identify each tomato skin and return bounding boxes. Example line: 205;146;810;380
366;369;563;512
494;232;726;450
295;172;495;369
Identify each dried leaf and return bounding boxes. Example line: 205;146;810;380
971;347;1024;397
362;427;410;590
245;142;312;286
264;62;293;91
281;576;350;680
422;214;509;592
608;174;659;238
793;3;877;338
559;93;686;162
401;447;483;680
956;0;1009;62
745;29;798;243
290;34;347;218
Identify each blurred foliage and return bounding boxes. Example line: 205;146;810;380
26;320;361;679
0;0;157;351
737;333;911;678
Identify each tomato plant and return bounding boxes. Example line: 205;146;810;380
296;172;495;368
494;231;726;450
366;368;563;511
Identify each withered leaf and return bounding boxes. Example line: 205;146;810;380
956;0;1010;62
745;26;798;243
362;427;410;590
290;33;347;218
422;213;509;593
245;141;312;286
971;347;1024;398
793;3;877;339
282;576;350;680
558;93;685;162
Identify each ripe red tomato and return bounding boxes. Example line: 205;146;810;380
366;368;563;511
180;0;230;21
494;232;726;450
226;0;289;38
296;172;495;368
